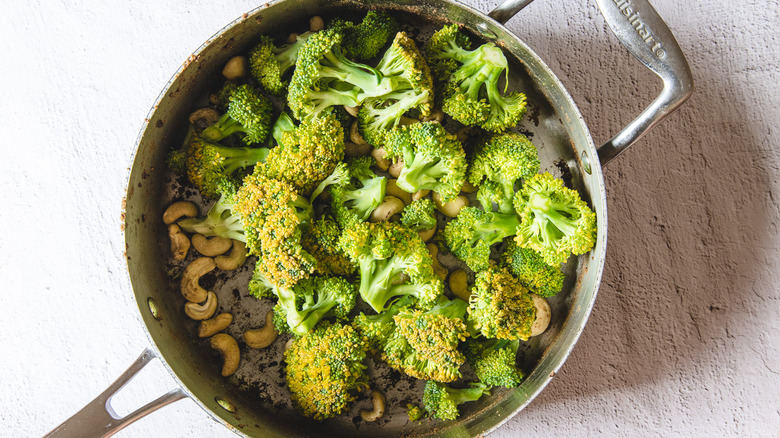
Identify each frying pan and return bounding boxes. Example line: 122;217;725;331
47;0;692;436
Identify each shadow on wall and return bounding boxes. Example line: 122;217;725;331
503;0;778;425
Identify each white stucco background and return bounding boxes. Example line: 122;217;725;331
1;0;778;436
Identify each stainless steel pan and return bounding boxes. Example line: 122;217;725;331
47;0;692;436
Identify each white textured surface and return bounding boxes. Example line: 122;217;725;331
1;0;778;437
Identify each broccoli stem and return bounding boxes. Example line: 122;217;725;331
177;193;246;242
396;157;449;193
473;212;521;246
202;113;244;141
528;193;578;236
446;385;489;405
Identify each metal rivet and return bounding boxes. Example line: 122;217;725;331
147;297;161;320
215;396;237;413
580;151;592;174
476;23;496;40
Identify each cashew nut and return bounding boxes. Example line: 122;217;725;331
422;110;444;123
287;32;299;44
185;291;218;320
412;189;430;201
180;257;216;303
351;121;367;145
433;192;469;218
370;196;405;222
418;224;436;243
168;224;190;261
427;243;448;282
449;269;470;301
215;241;248;270
344;105;359;117
310;16;325;32
210;333;240;377
345;141;372;157
360;390;386;422
198;313;233;338
192;234;232;257
371;147;390;171
461;181;478;193
529;294;551;337
285;337;295;350
386;179;412;205
188;108;220;130
244;309;278;349
388;159;404;178
163;201;198;225
222;55;247;80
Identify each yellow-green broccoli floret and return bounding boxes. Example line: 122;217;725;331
513;172;597;266
202;84;273;144
176;179;245;242
502;240;564;297
184;133;270;198
407;403;424;421
422;381;489;420
442;206;520;271
352;295;415;354
401;198;437;232
328;10;399;61
462;338;524;388
271;274;357;336
468;265;536;340
248;32;313;95
384;122;467;203
301;217;356;276
469;132;540;213
284;322;368;420
329;157;387;229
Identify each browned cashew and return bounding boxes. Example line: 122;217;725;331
285;337;295;350
388;159;404;178
433;192;469;218
449;269;470;301
310;16;325;31
343;105;359;117
244;309;278;349
427;243;448;281
188;108;220;131
418;224;436;243
371;147;390;171
192;234;232;257
422;110;444;123
222;56;247;79
215;241;248;270
163;201;198;225
210;333;240;377
461;181;478;193
360;390;386;422
351;121;367;145
198;313;233;338
529;294;551;337
345;142;372;157
168;224;190;261
386;179;412;205
287;32;299;44
180;257;216;303
412;189;430;201
185;291;218;320
370;196;405;222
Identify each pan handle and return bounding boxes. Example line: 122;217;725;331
44;347;187;438
490;0;693;166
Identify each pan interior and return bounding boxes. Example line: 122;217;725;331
123;0;607;436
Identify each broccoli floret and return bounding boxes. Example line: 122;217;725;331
352;295;415;354
401;198;437;231
248;32;313;95
301;217;356;276
339;221;442;313
502;240;564;297
166;127;195;175
469;133;540;213
422;381;489;420
462;338;524;388
177;179;245;242
184;133;270;198
384;122;467;203
201;84;273;144
330;157;387;228
442;206;520;271
284;322;368;420
214;82;240;112
513;172;597;266
425;24;472;83
248;261;274;299
468;265;536;340
383;298;470;382
407;403;424;421
263;114;345;196
329;11;399;61
357;32;434;147
268;274;358;336
271;111;297;146
233;166;315;287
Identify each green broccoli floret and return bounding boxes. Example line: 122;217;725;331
407;403;424;421
184;133;270;198
513;172;597;266
357;32;434;147
384;122;467;203
284;322;368;420
339;221;442;313
330;157;387;229
248;261;274;299
214;82;240;112
462;338;524;388
383;298;470;382
301;217;356;276
328;10;399;61
166;127;195;175
271;111;297;146
263;114;345;196
502;240;564;297
427;25;527;132
401;198;437;231
468;265;536;340
201;84;273;144
267;274;357;336
442;206;520;271
233;166;315;287
422;381;490;420
248;32;313;95
352;295;415;354
176;179;245;242
469;133;540;213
